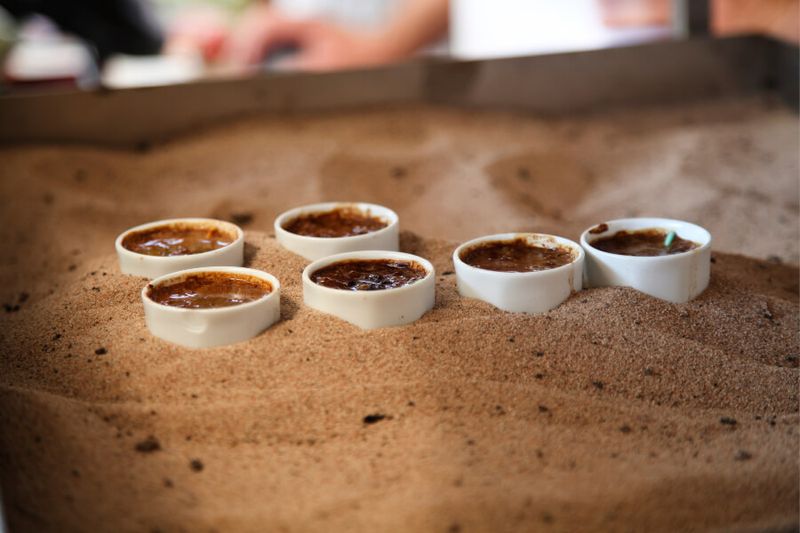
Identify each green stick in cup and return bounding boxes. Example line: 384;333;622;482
664;230;676;248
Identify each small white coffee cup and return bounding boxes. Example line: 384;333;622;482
302;251;434;330
453;233;584;314
580;217;711;303
116;218;244;279
142;266;281;348
275;202;399;261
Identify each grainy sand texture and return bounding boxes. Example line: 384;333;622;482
0;95;798;532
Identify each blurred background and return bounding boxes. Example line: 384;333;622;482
0;0;796;92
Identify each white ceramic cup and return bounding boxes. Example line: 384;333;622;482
453;233;584;314
141;266;281;348
274;202;399;261
116;218;244;279
302;251;435;330
580;217;711;303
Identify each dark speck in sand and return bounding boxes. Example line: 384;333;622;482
363;414;387;425
135;140;153;153
134;436;161;453
230;212;254;226
734;450;753;461
390;166;407;178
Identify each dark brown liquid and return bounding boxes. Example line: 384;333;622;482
283;208;387;238
123;224;233;256
591;229;698;256
147;272;271;309
311;259;427;291
460;238;574;272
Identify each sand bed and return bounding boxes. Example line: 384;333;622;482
0;95;798;532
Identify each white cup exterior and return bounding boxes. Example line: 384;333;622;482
141;266;281;348
302;251;435;330
580;218;712;303
275;202;399;261
116;218;244;279
453;233;584;314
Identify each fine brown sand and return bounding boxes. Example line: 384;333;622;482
0;95;798;532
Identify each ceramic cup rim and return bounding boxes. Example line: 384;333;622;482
141;266;280;314
116;217;244;263
453;232;585;278
274;202;399;243
579;217;712;262
302;250;434;298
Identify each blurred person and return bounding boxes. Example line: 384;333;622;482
1;0;796;77
601;0;798;42
711;0;798;43
168;0;449;71
164;3;231;62
177;0;797;72
600;0;671;26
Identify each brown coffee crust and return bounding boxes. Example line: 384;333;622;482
283;208;387;238
310;259;426;291
147;272;271;308
460;238;574;273
591;229;698;256
122;224;234;256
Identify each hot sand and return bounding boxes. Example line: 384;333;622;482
0;95;798;532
